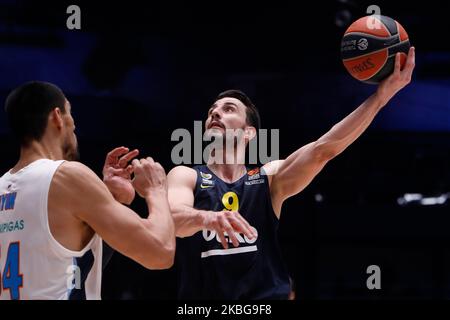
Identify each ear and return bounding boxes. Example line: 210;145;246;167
49;108;64;130
244;126;257;142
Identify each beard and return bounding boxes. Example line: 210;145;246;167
203;126;248;165
204;127;224;140
62;138;80;161
204;124;246;142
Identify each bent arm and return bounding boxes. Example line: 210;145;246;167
55;162;175;270
167;166;209;237
167;166;256;247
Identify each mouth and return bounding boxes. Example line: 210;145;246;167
208;121;225;130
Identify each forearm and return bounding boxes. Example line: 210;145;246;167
171;204;211;237
316;92;385;158
110;188;134;205
143;191;176;245
270;48;414;202
103;180;135;205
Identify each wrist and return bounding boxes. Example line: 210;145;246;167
198;210;215;228
374;87;398;109
144;187;167;202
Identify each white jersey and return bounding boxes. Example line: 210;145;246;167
0;159;102;300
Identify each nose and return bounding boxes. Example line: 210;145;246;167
210;108;221;120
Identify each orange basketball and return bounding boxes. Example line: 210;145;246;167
341;15;410;84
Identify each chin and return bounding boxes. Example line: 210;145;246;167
204;128;224;140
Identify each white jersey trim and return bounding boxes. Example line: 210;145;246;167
39;160;100;259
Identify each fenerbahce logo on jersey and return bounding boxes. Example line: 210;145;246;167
200;171;215;189
201;227;259;258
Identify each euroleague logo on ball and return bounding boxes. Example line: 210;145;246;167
357;38;369;50
341;12;411;84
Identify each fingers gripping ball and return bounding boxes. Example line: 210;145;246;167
341;15;410;84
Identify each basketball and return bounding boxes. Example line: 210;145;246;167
341;15;410;84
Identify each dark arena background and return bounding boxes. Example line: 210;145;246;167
0;0;449;302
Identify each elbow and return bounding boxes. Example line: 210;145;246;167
157;242;176;269
313;140;339;162
144;256;174;270
141;241;176;270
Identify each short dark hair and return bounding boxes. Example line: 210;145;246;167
215;89;261;130
5;81;67;146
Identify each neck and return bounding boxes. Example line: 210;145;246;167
12;138;63;173
207;146;247;182
207;163;247;183
206;138;248;182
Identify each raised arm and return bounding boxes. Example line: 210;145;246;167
267;47;416;217
167;166;256;248
52;159;175;270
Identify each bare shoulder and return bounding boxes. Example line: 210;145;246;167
167;165;197;188
262;160;285;177
52;161;108;200
54;161;102;186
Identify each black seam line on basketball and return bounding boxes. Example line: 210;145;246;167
395;21;402;39
343;32;399;41
387;48;409;59
366;56;395;83
341;39;409;62
377;15;391;36
357;53;388;82
387;40;411;53
379;15;397;37
342;47;388;62
341;34;399;57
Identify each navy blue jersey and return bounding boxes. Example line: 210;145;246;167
176;165;290;299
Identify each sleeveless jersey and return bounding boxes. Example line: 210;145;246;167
0;159;102;300
176;165;290;299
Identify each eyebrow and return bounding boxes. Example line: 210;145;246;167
209;102;238;110
223;102;238;108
